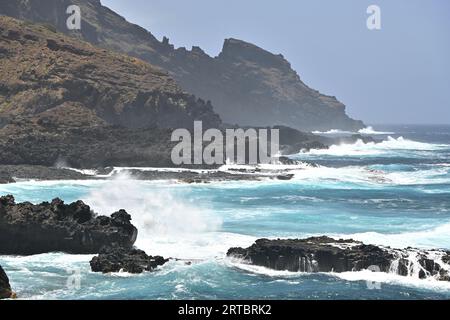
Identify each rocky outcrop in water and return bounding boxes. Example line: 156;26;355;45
0;165;91;183
0;265;14;299
90;246;169;274
0;195;137;255
0;0;364;132
227;237;450;281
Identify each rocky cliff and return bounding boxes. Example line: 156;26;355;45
0;0;364;131
0;16;222;167
0;15;220;130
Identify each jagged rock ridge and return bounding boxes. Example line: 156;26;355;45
0;0;364;131
227;237;450;281
0;16;221;167
0;194;138;255
0;15;220;130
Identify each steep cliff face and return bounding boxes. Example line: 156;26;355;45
0;0;364;131
0;16;220;130
187;39;362;130
0;16;220;167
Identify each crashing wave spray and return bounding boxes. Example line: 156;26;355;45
302;136;447;157
358;126;394;135
83;172;222;255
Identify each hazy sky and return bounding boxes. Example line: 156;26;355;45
102;0;450;125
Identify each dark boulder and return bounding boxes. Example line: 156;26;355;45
228;237;393;273
277;156;301;165
0;195;137;255
276;126;327;154
0;265;14;299
227;236;450;281
276;174;294;181
0;176;14;184
90;246;169;274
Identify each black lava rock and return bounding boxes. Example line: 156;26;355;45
0;265;13;299
90;246;169;274
227;236;450;281
0;195;137;255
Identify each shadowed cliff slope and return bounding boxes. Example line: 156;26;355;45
0;15;220;130
0;16;220;167
0;0;364;131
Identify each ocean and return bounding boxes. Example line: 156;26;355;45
1;124;450;300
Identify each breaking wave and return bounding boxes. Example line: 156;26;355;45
338;221;450;250
286;165;450;187
312;126;394;136
312;129;354;135
358;126;395;135
227;255;450;292
83;173;223;257
300;136;447;157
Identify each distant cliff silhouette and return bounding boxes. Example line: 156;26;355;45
0;0;364;131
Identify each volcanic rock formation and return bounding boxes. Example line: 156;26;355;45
0;195;137;255
0;0;364;131
227;237;450;281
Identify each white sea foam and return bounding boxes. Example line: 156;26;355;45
334;270;450;292
288;166;386;186
225;258;303;277
138;232;257;260
301;136;447;157
0;179;106;188
78;172;260;260
358;126;394;135
62;168;99;176
275;163;450;188
312;127;394;136
312;129;355;135
383;167;450;185
338;221;450;250
83;173;222;246
0;252;93;263
226;253;450;292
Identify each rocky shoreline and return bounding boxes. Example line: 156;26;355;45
0;14;366;172
0;195;137;255
0;162;309;185
90;246;169;274
2;195;450;299
227;237;450;281
0;265;14;299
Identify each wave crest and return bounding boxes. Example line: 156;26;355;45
83;173;222;247
301;136;447;157
358;126;394;135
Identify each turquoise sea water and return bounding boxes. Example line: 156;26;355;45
1;125;450;300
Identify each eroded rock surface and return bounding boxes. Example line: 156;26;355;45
90;246;169;274
0;195;137;255
0;265;13;299
227;237;450;281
